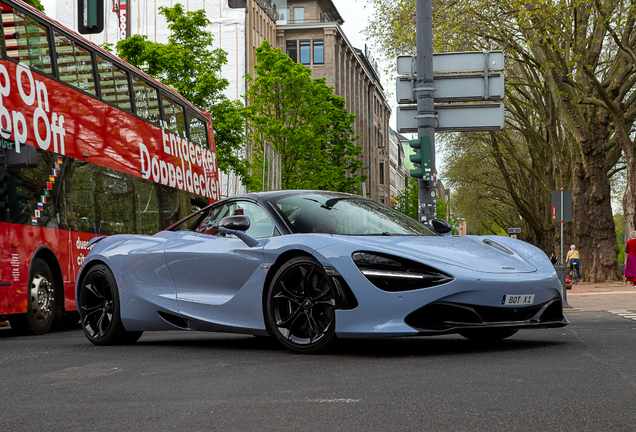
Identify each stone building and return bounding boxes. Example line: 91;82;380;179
275;0;392;204
388;128;408;206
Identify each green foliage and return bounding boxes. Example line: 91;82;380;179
244;41;365;193
395;180;418;220
115;4;252;187
615;213;625;264
23;0;44;12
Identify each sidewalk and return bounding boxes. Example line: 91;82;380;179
564;280;636;311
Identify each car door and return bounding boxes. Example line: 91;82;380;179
164;200;277;321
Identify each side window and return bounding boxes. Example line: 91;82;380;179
162;95;186;136
96;55;132;112
196;203;232;236
187;111;208;149
2;4;52;74
196;201;275;239
54;32;96;95
132;75;160;125
238;202;276;239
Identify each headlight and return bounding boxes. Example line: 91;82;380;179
352;252;453;292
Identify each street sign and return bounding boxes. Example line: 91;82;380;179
551;191;572;222
396;73;505;104
396;103;505;133
397;51;505;75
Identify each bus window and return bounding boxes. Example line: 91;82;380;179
96;55;132;112
132;75;160;126
1;4;52;74
3;147;61;228
54;32;96;95
162;95;186;136
188;111;208;149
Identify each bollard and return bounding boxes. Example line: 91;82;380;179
554;265;572;308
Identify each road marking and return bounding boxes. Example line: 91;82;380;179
609;311;636;321
308;399;360;403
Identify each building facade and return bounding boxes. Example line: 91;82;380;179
388;128;409;206
275;0;392;204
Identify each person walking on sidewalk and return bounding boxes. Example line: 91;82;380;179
566;245;581;283
625;231;636;287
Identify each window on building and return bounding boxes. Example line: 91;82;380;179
279;8;289;20
294;7;304;23
286;41;297;62
379;162;385;185
299;41;311;64
313;40;324;64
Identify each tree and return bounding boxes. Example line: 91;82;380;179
115;4;253;187
396;180;418;220
23;0;44;12
244;40;365;193
365;0;627;281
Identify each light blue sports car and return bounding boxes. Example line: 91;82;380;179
76;190;568;353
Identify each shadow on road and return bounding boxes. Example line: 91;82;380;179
132;332;565;358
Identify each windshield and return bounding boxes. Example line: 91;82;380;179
271;194;437;236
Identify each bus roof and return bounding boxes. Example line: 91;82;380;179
7;0;209;120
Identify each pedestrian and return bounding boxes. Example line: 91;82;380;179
625;231;636;287
566;245;580;283
549;252;558;265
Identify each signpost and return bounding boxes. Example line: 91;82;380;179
397;103;505;133
396;7;506;225
396;73;505;103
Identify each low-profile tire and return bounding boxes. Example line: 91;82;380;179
9;258;57;335
266;256;337;354
78;264;143;345
459;328;518;342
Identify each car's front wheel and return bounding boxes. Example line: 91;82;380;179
78;264;142;345
459;328;518;341
266;256;337;354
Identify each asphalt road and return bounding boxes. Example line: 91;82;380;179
1;311;636;432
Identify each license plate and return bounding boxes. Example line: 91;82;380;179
501;294;535;306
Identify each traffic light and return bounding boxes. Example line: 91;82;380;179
78;0;104;34
408;135;431;181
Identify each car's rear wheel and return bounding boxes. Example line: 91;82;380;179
78;264;142;345
459;328;518;341
266;256;337;354
9;258;56;335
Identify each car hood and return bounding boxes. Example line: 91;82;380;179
338;235;537;273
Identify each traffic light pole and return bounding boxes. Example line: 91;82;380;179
415;0;436;225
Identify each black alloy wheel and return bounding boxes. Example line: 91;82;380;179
9;258;57;335
458;328;518;342
266;256;337;353
78;264;142;345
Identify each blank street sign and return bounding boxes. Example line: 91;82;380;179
396;73;505;104
396;103;505;133
397;51;505;75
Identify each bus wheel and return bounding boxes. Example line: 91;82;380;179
9;258;56;335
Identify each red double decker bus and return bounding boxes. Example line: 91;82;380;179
0;0;221;334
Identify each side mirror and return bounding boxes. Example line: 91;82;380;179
431;218;452;235
218;215;260;247
219;215;250;231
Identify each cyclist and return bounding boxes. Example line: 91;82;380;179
566;244;581;283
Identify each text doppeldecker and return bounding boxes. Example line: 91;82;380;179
138;129;220;200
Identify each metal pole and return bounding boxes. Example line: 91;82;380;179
560;188;564;265
416;0;436;225
561;187;571;308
